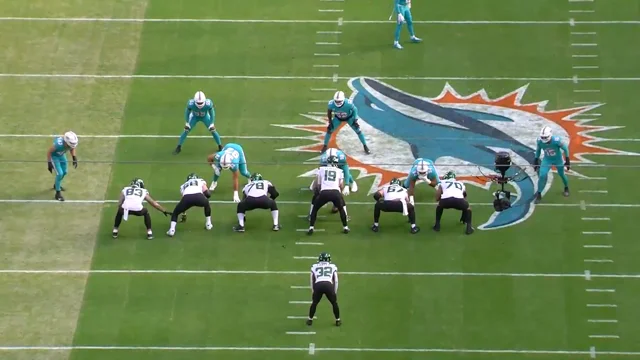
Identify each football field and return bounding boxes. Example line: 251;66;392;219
1;0;640;359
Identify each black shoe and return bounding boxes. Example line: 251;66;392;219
147;232;154;240
307;228;314;235
410;226;420;234
343;227;350;234
112;230;118;239
173;145;182;155
534;192;542;204
306;319;313;326
563;187;570;197
55;191;65;201
272;225;280;231
432;224;440;232
466;225;475;235
218;144;223;151
52;184;65;191
371;224;379;232
364;145;371;154
336;319;342;326
320;145;328;154
233;225;245;232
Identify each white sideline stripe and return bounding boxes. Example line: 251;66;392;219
583;245;613;248
315;42;341;45
0;134;316;140
2;17;640;25
587;304;617;308
289;301;312;304
290;286;309;289
579;190;608;193
286;331;316;335
572;43;598;46
288;316;316;319
295;242;324;245
574;89;600;92
573;55;598;58
570;10;595;13
310;88;335;91
573;66;599;69
293;256;318;260
0;345;639;355
589;335;620;339
3;269;640;279
588;319;618;323
314;53;340;57
582;217;610;221
316;31;341;34
3;199;640;208
578;177;606;180
586;289;615;293
318;9;343;12
3;74;640;81
571;32;597;35
313;65;339;68
584;259;614;263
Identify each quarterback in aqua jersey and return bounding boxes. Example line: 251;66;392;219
322;91;370;155
393;0;422;50
46;131;79;201
207;143;251;203
313;148;357;195
173;91;223;155
533;126;570;204
403;158;440;205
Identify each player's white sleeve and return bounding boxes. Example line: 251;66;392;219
310;272;315;291
333;271;339;293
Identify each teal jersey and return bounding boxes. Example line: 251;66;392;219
320;149;347;166
395;0;411;11
185;98;214;121
328;99;358;121
535;136;569;162
51;137;68;157
407;158;439;183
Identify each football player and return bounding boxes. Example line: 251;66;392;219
404;158;440;205
207;143;251;203
322;91;370;155
306;252;341;327
308;156;350;235
173;91;223;155
166;173;212;237
433;171;474;235
112;178;171;240
46;131;79;201
233;173;281;232
533;126;570;204
371;178;420;234
393;0;422;50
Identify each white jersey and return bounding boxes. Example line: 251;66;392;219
311;262;338;283
180;178;206;196
383;184;408;201
440;179;466;199
121;186;148;211
317;166;344;191
243;180;272;198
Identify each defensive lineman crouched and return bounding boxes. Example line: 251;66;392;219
308;156;350;235
371;178;420;234
433;171;474;235
233;173;281;232
307;252;341;327
113;178;171;240
167;173;213;237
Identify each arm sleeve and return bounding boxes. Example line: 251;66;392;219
268;185;279;199
333;271;339;293
184;104;191;121
351;104;359;119
310;272;315;290
208;107;214;120
560;140;570;158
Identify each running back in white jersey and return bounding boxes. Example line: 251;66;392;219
383;184;408;201
121;186;148;211
243;180;272;198
311;262;338;283
180;179;207;196
440;179;466;199
317;166;344;191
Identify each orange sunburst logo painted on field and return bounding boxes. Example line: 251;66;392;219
274;77;637;229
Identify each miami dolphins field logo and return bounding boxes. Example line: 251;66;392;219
274;77;635;230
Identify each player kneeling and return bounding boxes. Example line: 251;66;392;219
433;171;474;235
371;178;420;234
113;178;171;240
233;173;281;232
308;156;349;235
167;173;212;237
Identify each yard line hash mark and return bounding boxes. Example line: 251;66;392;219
286;331;316;335
589;335;620;339
289;301;312;304
588;319;618;323
587;304;617;308
586;289;615;293
582;232;612;235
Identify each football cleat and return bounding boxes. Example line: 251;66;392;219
410;36;422;43
350;181;358;193
55;191;64;201
534;192;542;204
364;145;371;154
233;225;245;232
306;319;313;326
272;225;281;231
218;144;223;151
320;145;328;154
393;42;403;50
432;224;441;232
147;232;154;240
209;181;217;191
371;224;379;232
307;228;314;236
410;226;420;234
465;225;475;235
563;187;570;197
205;222;213;230
335;319;342;327
112;229;119;239
166;229;175;237
173;145;182;155
343;227;350;234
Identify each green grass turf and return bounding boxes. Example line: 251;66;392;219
0;0;639;359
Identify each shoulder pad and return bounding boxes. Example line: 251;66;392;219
205;99;212;106
327;100;334;107
552;136;561;142
187;99;195;106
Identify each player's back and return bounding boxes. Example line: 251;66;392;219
318;166;344;191
122;186;148;210
243;180;271;198
180;178;206;195
383;184;408;201
440;179;465;199
311;261;338;283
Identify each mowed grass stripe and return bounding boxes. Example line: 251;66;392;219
0;0;150;356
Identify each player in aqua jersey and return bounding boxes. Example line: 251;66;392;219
207;143;251;203
322;91;370;155
403;158;440;205
317;148;357;194
393;0;422;50
533;126;570;204
46;131;79;201
173;91;223;155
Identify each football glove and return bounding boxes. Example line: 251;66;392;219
342;187;350;196
163;211;171;217
565;158;571;171
533;158;541;173
409;195;415;206
233;191;241;203
72;156;78;169
47;161;54;173
397;13;405;24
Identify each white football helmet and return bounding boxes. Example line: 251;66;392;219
63;131;78;148
326;148;339;158
539;126;552;143
219;153;233;169
194;91;206;109
416;160;431;180
333;91;345;107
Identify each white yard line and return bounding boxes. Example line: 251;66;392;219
582;231;613;235
289;301;312;304
286;331;316;335
589;335;620;339
293;256;318;260
583;259;614;263
586;289;615;293
295;241;325;245
587;304;617;308
583;245;613;248
588;319;618;323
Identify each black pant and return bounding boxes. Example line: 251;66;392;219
114;207;151;230
171;193;211;222
237;195;277;213
308;281;340;320
439;197;469;210
374;200;416;225
309;189;347;226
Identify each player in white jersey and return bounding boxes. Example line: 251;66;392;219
233;173;281;232
433;171;474;235
308;156;349;235
112;178;171;240
167;173;213;237
371;178;420;234
306;252;341;327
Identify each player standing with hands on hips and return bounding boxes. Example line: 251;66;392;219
307;252;341;327
392;0;422;49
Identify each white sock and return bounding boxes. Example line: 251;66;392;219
343;206;348;217
238;213;245;226
170;221;177;231
271;210;279;225
309;225;314;230
147;229;152;234
374;222;379;226
206;216;212;224
411;223;416;228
